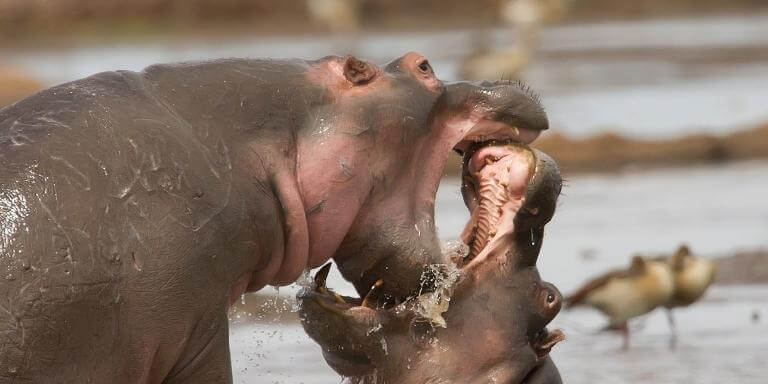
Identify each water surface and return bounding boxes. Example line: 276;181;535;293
232;160;768;383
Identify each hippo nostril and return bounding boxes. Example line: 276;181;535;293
540;284;562;315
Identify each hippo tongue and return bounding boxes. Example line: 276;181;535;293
460;142;536;265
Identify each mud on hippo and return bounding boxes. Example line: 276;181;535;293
0;52;547;382
299;143;565;383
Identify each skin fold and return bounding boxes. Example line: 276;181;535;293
0;53;547;383
299;146;565;384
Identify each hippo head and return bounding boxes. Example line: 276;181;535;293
298;144;564;383
298;52;548;300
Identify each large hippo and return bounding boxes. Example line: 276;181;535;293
0;52;547;383
299;143;564;383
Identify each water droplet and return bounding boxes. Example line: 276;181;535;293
5;274;15;281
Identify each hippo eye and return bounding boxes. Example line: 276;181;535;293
418;60;432;74
546;293;556;303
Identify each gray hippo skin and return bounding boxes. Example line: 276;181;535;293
299;144;565;383
0;53;547;383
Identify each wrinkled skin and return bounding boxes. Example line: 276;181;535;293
0;53;547;383
299;146;564;383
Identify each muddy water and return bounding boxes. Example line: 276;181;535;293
231;160;768;383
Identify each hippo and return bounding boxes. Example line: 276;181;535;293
299;143;565;383
0;53;548;383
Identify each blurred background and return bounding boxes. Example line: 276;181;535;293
2;1;767;383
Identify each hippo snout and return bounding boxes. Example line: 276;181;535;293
445;81;549;137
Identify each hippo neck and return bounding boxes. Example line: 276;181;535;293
294;127;374;269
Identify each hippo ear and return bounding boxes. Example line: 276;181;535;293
344;56;377;85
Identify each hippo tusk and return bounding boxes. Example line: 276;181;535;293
361;279;384;308
314;263;332;286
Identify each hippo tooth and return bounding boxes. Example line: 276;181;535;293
314;262;332;291
361;279;384;308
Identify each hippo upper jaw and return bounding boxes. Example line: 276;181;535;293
444;80;549;156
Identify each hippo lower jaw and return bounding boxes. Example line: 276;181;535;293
298;143;565;383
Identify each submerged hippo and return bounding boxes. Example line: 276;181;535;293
0;53;548;382
299;143;564;383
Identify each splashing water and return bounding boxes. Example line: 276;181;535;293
295;268;313;289
411;243;465;328
442;240;470;261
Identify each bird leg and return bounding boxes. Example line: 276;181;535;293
666;308;678;350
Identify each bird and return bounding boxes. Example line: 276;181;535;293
657;244;716;348
566;255;675;350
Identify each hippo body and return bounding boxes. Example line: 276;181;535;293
0;54;548;383
0;60;312;383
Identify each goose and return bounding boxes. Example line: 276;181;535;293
658;244;716;347
566;255;675;349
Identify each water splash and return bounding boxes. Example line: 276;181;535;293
412;259;462;328
442;240;470;261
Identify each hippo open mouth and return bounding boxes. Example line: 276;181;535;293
336;77;550;305
458;140;537;266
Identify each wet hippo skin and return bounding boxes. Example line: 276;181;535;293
0;53;548;383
